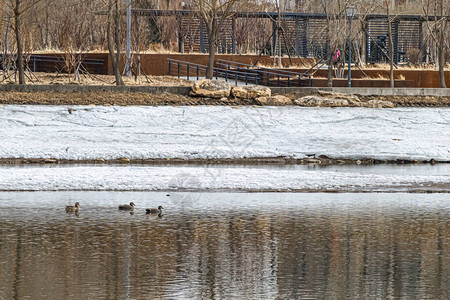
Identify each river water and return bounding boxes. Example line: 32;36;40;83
1;191;448;299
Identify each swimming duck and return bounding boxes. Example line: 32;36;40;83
118;202;135;211
146;206;164;214
66;202;80;212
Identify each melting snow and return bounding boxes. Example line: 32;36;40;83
0;105;449;161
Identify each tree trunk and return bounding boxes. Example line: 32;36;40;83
206;34;216;79
206;19;216;79
107;0;124;86
327;52;333;87
438;18;447;88
387;8;394;88
277;27;282;68
276;2;282;68
14;0;25;85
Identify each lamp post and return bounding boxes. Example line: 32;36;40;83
346;6;355;88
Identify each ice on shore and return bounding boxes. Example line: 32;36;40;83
0;165;448;192
0;105;449;161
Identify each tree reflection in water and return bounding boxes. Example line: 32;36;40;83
0;192;448;299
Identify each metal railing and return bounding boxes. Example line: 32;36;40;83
0;54;105;74
217;59;312;87
168;58;260;85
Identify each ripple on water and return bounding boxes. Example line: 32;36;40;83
0;192;449;299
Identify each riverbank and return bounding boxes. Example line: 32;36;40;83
0;156;445;166
0;90;449;107
0;106;448;165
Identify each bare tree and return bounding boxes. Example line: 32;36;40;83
383;0;395;88
319;0;347;87
106;0;124;85
191;0;239;79
421;0;448;88
1;0;56;84
274;0;282;68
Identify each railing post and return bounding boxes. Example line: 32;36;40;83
197;66;199;80
187;64;189;81
177;63;180;78
246;66;249;85
288;76;290;87
277;74;280;86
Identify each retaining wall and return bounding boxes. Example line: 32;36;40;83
1;84;449;97
271;87;450;97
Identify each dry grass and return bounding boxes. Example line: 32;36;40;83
364;63;450;71
1;72;193;87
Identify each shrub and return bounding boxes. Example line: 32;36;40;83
406;48;421;65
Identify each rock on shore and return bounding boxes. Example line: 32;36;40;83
294;91;395;108
190;79;231;98
231;85;271;99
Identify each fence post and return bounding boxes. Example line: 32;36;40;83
197;66;199;80
168;60;171;75
187;64;189;81
177;63;180;78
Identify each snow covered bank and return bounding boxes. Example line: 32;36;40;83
0;105;449;161
0;165;448;192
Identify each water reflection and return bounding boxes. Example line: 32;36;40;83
0;192;448;299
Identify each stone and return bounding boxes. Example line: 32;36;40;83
44;158;57;163
318;90;361;107
362;100;395;108
303;158;322;164
294;95;349;107
256;95;292;106
190;79;231;98
117;157;130;163
231;85;271;99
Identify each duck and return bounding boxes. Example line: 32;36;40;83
66;202;80;212
146;206;164;214
118;202;135;211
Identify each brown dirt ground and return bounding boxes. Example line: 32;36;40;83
0;91;448;107
359;95;450;107
0;91;259;106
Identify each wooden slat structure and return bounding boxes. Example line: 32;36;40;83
132;9;448;64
